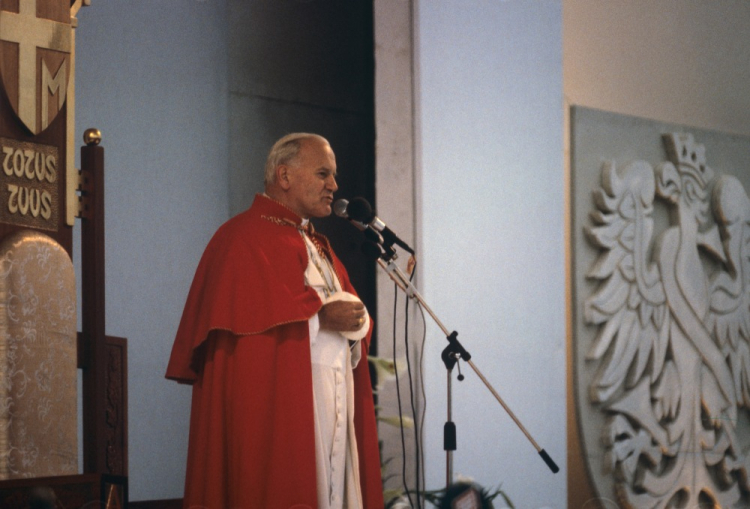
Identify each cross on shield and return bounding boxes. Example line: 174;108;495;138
0;0;72;136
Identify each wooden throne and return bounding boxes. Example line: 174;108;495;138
0;0;128;507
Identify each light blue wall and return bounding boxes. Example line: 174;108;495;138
417;1;565;506
70;0;565;504
74;0;228;501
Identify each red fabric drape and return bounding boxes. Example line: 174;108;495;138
167;194;383;509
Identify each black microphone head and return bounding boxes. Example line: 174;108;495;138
347;197;374;223
333;198;349;218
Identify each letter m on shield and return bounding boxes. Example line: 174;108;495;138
0;0;72;136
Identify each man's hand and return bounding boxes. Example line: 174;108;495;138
319;300;367;332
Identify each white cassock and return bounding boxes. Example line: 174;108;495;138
302;228;371;509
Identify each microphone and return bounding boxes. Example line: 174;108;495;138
335;198;388;248
333;198;353;221
335;199;371;234
335;197;415;255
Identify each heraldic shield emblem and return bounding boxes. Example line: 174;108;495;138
572;107;750;509
0;0;71;136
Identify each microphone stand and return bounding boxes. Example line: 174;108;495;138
374;244;559;488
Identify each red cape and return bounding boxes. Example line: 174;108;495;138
166;194;383;509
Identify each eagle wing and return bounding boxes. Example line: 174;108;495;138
584;160;668;404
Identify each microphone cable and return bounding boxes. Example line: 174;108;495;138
392;283;414;507
403;263;422;506
416;300;427;495
391;259;426;509
414;275;428;503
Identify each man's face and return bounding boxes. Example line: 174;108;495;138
283;139;338;219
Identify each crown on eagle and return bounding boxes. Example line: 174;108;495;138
662;133;713;187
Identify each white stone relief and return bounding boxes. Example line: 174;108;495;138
585;133;750;508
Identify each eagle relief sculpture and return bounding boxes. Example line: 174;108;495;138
585;133;750;508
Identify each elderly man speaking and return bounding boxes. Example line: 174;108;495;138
166;133;383;509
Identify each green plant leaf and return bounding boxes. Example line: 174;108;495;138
378;415;414;428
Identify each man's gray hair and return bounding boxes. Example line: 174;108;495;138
264;133;329;188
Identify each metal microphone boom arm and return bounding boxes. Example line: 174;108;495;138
376;256;560;482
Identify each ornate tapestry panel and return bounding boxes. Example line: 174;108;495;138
0;230;76;479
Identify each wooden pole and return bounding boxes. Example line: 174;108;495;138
79;129;108;474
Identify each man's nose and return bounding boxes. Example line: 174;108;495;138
327;175;338;192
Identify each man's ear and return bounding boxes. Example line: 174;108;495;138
277;165;292;190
